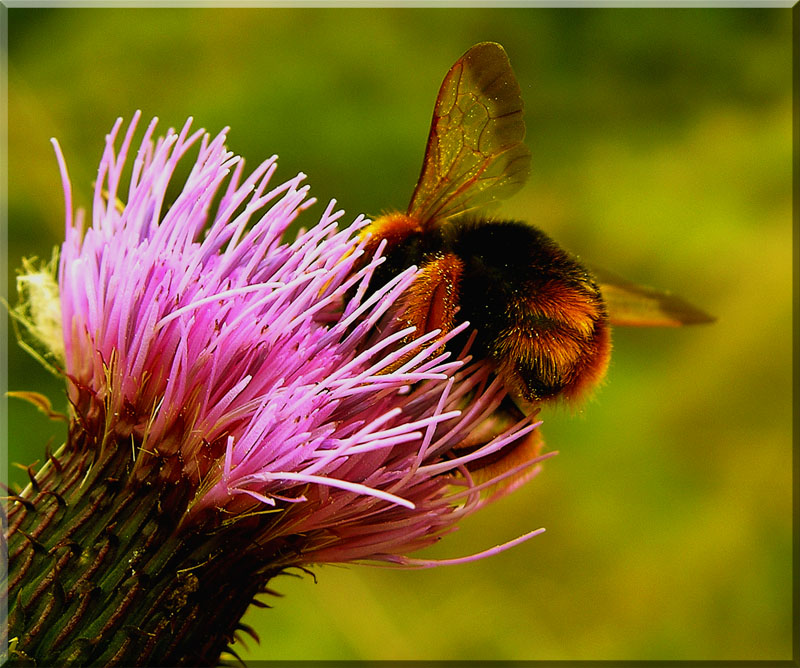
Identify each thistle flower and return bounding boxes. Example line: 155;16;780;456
4;113;551;666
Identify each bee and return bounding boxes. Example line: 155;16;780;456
358;42;714;407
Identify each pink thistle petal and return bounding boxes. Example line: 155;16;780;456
235;471;417;510
383;528;547;569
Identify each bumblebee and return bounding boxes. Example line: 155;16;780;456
359;42;714;405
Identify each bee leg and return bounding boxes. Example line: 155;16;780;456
467;427;545;497
375;253;464;374
456;394;529;451
398;253;464;343
457;397;545;497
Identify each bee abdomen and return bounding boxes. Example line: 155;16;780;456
493;283;611;402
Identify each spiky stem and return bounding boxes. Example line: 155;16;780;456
3;424;284;666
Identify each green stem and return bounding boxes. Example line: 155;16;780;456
3;425;283;666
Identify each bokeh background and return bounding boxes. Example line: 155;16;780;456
6;7;793;662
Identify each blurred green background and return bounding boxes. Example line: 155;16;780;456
6;7;793;662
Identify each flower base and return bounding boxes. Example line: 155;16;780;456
4;426;278;666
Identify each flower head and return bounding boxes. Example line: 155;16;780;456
6;112;555;666
30;112;550;569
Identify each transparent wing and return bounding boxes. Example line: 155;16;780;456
407;42;531;226
592;266;716;327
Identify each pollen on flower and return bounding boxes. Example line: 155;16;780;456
10;251;65;373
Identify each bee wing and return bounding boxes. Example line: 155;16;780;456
591;266;716;327
407;41;531;226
